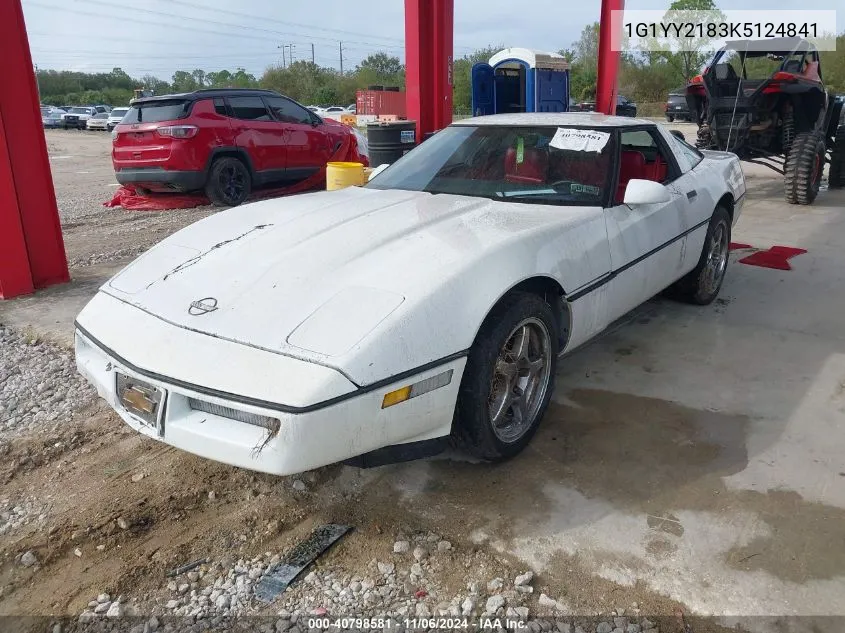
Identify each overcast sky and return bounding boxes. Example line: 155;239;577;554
22;0;843;79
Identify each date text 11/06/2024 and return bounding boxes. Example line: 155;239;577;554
307;618;529;630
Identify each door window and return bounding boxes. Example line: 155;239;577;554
228;96;272;121
265;97;313;125
616;128;675;203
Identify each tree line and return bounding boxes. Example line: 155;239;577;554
37;31;844;112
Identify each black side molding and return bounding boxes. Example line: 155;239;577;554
343;437;449;468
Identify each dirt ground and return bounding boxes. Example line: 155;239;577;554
1;125;844;632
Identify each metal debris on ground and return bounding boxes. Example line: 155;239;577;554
166;558;209;577
254;524;352;602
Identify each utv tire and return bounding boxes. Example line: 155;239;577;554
671;206;731;305
453;292;558;462
829;125;845;189
666;115;675;122
205;156;251;207
784;131;825;204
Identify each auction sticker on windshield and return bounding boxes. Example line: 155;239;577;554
550;128;610;153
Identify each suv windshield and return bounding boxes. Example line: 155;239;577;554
70;107;90;114
110;108;128;117
124;99;190;123
367;125;615;206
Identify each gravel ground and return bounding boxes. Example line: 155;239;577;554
74;535;657;633
0;324;96;438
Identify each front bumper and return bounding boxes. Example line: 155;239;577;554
75;293;462;475
115;167;206;192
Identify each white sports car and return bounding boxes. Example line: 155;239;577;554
75;113;746;475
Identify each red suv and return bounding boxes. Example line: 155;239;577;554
113;89;354;206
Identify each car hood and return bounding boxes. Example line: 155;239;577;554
100;186;597;373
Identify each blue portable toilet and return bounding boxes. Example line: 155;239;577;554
471;48;569;116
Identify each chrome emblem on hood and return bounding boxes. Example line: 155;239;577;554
188;297;218;315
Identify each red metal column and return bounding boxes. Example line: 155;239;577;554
405;0;453;142
596;0;625;116
0;0;69;299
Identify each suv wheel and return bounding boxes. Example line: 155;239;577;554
784;131;825;205
829;124;845;189
205;157;251;207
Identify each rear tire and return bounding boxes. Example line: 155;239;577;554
671;206;731;305
453;292;558;461
205;156;251;207
829;124;845;189
784;131;825;205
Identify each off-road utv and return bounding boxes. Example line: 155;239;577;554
686;37;844;205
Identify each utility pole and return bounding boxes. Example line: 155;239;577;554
289;44;296;64
278;44;286;68
339;41;344;74
311;43;315;64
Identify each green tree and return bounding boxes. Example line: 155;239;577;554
171;70;198;92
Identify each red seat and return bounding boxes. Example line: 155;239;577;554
505;147;548;184
616;150;646;202
649;156;668;182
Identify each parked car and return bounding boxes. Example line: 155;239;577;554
62;106;97;129
107;107;129;131
346;103;357;114
42;109;65;128
76;112;746;476
574;96;637;117
112;88;359;206
87;112;110;131
94;104;112;113
665;90;691;122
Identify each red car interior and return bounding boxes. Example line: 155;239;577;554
504;147;548;184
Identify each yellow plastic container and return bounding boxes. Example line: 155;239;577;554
326;161;366;191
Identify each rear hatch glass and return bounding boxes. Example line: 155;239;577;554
123;99;191;124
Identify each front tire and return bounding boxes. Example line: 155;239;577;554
453;292;558;461
784;131;825;204
205;156;251;207
671;206;731;305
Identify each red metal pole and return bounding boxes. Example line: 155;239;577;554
405;0;453;142
0;0;69;299
596;0;625;115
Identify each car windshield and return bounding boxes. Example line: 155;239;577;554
70;107;90;114
111;108;128;117
124;99;190;123
367;125;615;207
93;113;108;119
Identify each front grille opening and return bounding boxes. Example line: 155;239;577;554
188;398;280;432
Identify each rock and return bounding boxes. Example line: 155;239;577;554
415;602;431;617
393;540;410;554
165;599;180;609
377;562;395;575
88;601;98;608
614;618;629;630
485;595;505;615
78;612;97;623
74;548;82;557
131;473;145;483
275;619;291;632
148;616;160;631
514;571;534;586
513;606;529;619
640;619;656;631
461;597;475;616
215;594;230;609
96;544;106;551
187;571;200;582
627;625;641;633
556;624;572;633
292;480;306;492
437;540;452;551
538;593;566;612
20;551;38;567
487;578;504;592
97;593;111;603
597;623;613;633
516;585;533;594
412;546;428;561
106;602;124;617
208;490;216;500
167;580;177;591
116;517;129;530
93;601;111;614
410;563;423;576
528;623;542;633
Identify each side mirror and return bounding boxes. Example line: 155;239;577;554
623;179;671;205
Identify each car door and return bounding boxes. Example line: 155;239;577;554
603;126;691;319
226;96;287;178
264;96;334;179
